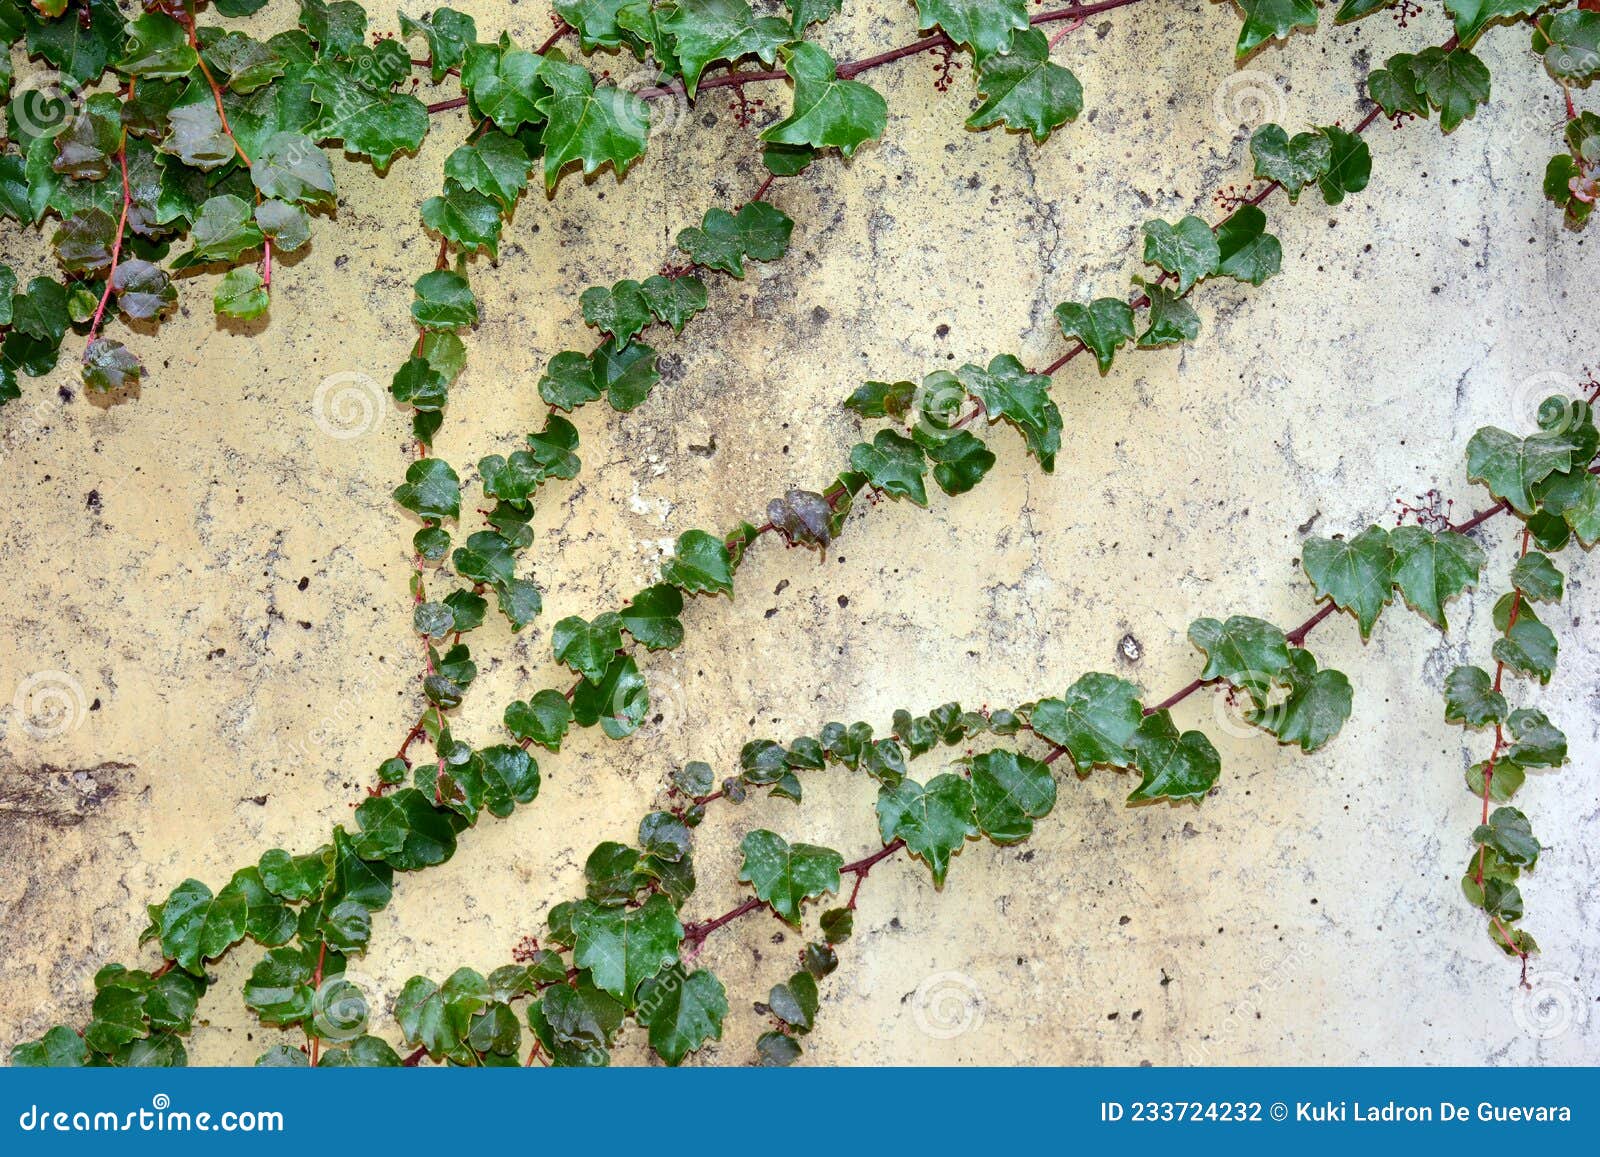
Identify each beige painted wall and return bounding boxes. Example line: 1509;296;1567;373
2;0;1597;1066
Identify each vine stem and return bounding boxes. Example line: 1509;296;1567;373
682;839;909;950
422;1;1146;112
83;133;131;354
308;942;326;1065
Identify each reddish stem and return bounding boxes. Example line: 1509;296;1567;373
84;139;131;352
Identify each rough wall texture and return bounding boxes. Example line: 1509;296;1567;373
1;0;1597;1066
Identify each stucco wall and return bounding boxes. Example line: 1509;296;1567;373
1;0;1596;1065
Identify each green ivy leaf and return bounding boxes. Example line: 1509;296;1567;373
1187;614;1291;704
661;528;735;595
1135;278;1201;348
10;1026;89;1068
353;788;460;870
591;337;660;411
1444;0;1551;46
1233;0;1319;58
661;0;792;98
762;42;887;159
786;0;843;33
637;965;728;1065
159;878;248;975
1249;124;1332;203
915;0;1029;55
876;774;977;886
1537;10;1600;82
969;749;1056;843
966;28;1083;143
581;279;654;343
1389;526;1485;630
1492;594;1557;684
1412;45;1491;133
1127;711;1222;804
1443;665;1507;728
621;584;686;650
1301;525;1395;638
850;429;929;505
306;59;429;171
421;181;503;257
461;40;546;133
117;13;198;79
640;274;709;333
1510;551;1564;603
504;689;575;752
1367;52;1430;119
738;829;843;923
572;894;684;1006
215;267;269;319
443;131;532;212
300;0;367;58
1473;806;1539;868
1249;648;1352;753
1141;215;1220;293
1317;125;1371;205
536;57;650;188
252;131;336;206
570;653;649;739
412;270;478;330
244;946;314;1026
255;199;311;251
956;355;1061;471
1465;425;1574;515
180;194;265;266
82;339;142;392
767;970;818;1031
400;7;477;82
393;457;461;521
676;200;794;276
1505;707;1566;768
920;429;996;496
1029;672;1144;773
1213;205;1282;285
553;613;626;682
1054;297;1135;374
258;848;331;902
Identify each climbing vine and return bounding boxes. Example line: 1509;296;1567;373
2;0;1593;1067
